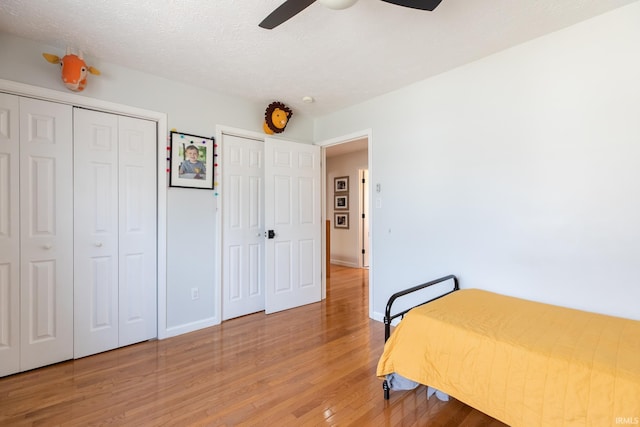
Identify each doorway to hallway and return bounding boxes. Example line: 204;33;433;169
323;134;371;316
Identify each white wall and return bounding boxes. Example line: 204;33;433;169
326;149;368;267
315;2;640;321
0;33;314;337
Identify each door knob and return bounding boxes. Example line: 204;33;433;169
95;242;103;247
267;230;276;239
43;244;52;250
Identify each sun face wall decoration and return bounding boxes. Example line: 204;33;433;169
263;101;293;135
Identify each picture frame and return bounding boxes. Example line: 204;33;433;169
334;212;349;229
334;194;349;210
334;176;349;193
169;131;215;189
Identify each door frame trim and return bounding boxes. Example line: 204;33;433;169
358;168;369;269
0;79;170;339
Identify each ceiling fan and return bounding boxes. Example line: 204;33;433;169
259;0;443;29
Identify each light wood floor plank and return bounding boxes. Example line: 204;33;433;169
0;265;506;426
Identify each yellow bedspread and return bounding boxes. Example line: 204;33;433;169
377;289;640;426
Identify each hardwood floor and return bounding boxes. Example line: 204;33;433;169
0;265;507;426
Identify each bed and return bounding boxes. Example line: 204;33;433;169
376;275;640;426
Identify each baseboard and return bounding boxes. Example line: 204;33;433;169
371;310;401;327
330;259;360;268
160;316;219;339
371;311;385;323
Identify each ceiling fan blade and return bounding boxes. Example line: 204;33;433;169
259;0;317;29
380;0;443;11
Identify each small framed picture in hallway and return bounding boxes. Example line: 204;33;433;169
334;176;349;193
334;194;348;210
334;212;349;229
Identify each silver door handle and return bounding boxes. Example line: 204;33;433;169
95;242;103;247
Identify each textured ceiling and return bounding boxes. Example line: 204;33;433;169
0;0;637;118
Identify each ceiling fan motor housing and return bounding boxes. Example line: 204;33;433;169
318;0;358;10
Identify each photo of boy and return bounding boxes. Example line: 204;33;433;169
169;132;215;190
179;145;206;179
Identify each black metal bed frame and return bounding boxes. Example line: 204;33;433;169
381;274;459;400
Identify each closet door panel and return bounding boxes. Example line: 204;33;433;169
73;108;119;358
118;116;157;346
19;97;73;371
0;93;20;376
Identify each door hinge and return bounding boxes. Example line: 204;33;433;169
362;213;365;219
362;249;366;254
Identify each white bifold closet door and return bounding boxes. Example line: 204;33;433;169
19;97;75;371
0;93;20;377
73;108;157;359
1;94;74;375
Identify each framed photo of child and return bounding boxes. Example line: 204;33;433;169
169;131;215;189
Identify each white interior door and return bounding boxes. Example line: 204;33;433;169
0;93;20;376
74;109;157;358
117;115;157;347
74;109;119;357
264;138;321;314
19;97;74;371
221;134;265;320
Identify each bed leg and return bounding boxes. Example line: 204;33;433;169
383;379;390;400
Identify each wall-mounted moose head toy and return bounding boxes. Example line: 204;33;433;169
42;47;101;92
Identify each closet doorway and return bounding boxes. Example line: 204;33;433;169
0;80;167;377
219;131;322;321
